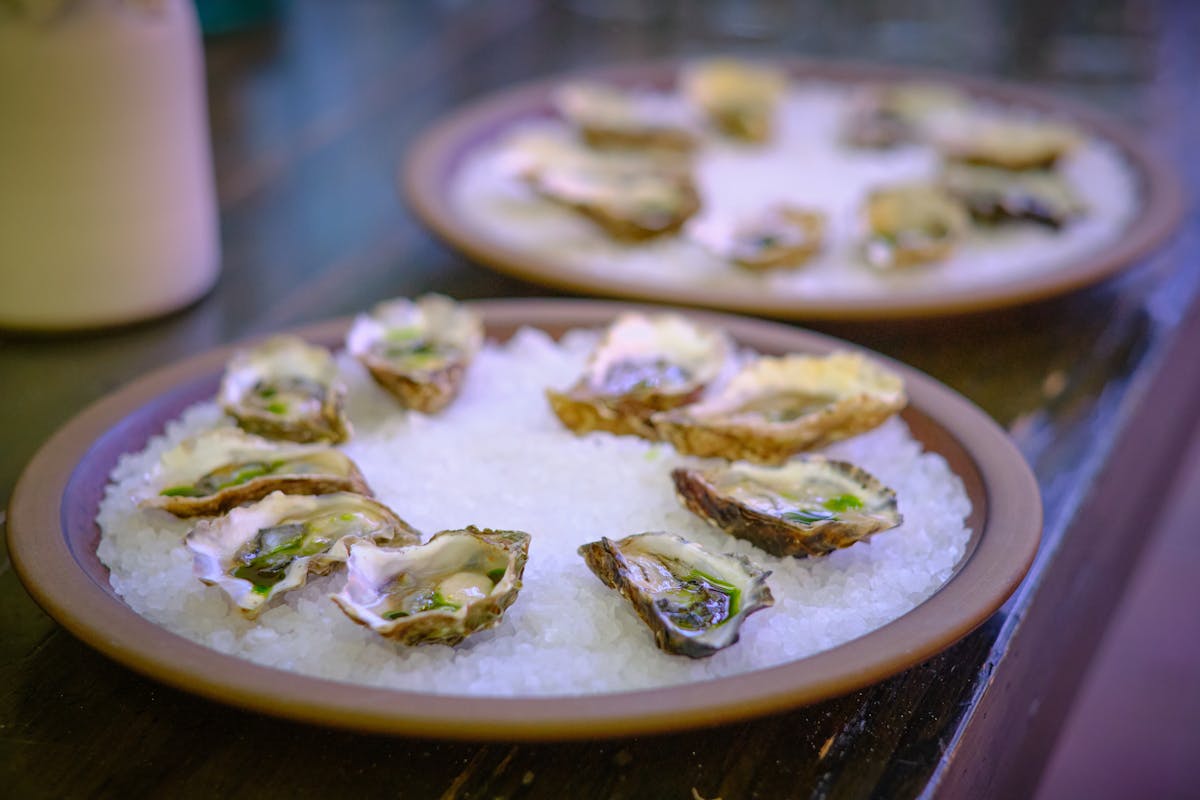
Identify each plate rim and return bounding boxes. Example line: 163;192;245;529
401;57;1184;320
7;298;1041;740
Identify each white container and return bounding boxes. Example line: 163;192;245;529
0;0;220;331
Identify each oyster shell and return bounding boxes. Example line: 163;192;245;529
218;335;351;444
331;527;531;646
936;117;1080;171
652;352;907;464
700;204;826;271
546;312;731;439
941;164;1085;229
346;294;483;414
527;155;701;241
578;531;773;658
186;491;418;618
554;81;698;152
140;428;371;518
841;82;966;149
860;184;970;270
682;58;787;143
672;457;902;558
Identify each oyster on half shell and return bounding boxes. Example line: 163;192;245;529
701;204;827;271
672;457;902;558
860;184;970;270
578;531;773;658
547;312;731;439
841;82;967;149
331;527;531;646
652;352;907;464
219;335;351;444
941;164;1085;230
554;81;698;153
935;117;1080;171
527;155;701;241
186;491;418;618
140;428;371;518
346;294;483;414
682;58;787;143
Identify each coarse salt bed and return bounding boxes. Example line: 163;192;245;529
96;327;972;697
451;83;1138;298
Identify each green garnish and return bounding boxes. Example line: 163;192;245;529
266;402;289;415
823;494;863;512
383;609;409;620
339;513;355;521
251;585;271;596
232;522;334;591
385;326;422;342
486;568;506;583
160;485;205;497
783;509;835;525
257;386;277;399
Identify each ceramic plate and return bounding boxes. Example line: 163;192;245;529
403;60;1181;320
8;300;1040;739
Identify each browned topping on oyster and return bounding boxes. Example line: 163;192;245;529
841;83;966;149
346;294;483;414
652;352;907;464
941;164;1085;229
186;491;419;619
331;527;531;646
683;59;787;143
578;531;773;658
527;156;702;241
672;457;902;558
936;118;1080;171
706;204;827;270
861;184;970;270
547;312;731;439
554;81;698;153
140;428;370;518
219;335;351;444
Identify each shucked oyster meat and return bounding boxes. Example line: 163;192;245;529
219;335;351;444
140;428;371;518
331;527;531;646
672;457;902;558
186;491;418;618
547;312;730;439
346;294;483;414
682;58;787;143
554;81;698;153
700;204;827;271
527;154;701;241
653;352;907;464
941;164;1085;229
578;531;773;658
860;184;970;270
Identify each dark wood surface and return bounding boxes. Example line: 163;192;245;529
2;1;1197;797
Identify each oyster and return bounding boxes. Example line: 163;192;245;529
682;58;787;143
672;457;902;558
653;352;907;464
346;294;483;414
936;117;1080;171
218;335;351;444
941;164;1085;229
186;491;418;618
701;204;826;271
860;184;970;270
547;312;731;438
554;81;698;153
841;82;966;149
331;527;531;646
527;155;701;241
578;532;773;658
140;428;371;518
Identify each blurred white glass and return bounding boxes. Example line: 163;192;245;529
0;0;220;331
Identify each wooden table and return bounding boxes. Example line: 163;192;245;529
3;1;1197;797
